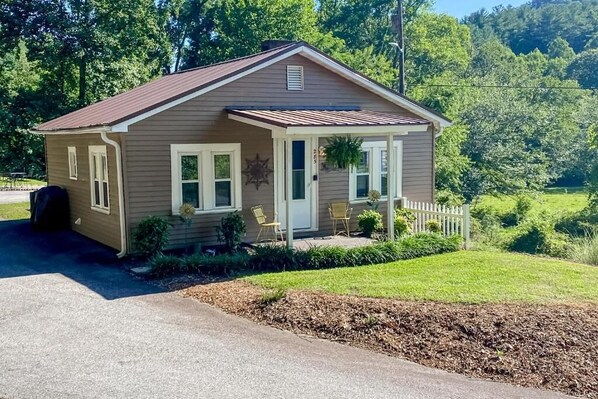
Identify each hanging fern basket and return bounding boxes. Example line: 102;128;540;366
323;135;364;169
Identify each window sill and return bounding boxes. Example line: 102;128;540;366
69;176;78;181
172;207;242;216
90;207;110;215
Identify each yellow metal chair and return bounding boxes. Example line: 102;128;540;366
329;201;353;236
251;205;283;242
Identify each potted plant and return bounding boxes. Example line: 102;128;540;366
323;135;363;169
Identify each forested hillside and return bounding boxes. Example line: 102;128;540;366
0;0;596;204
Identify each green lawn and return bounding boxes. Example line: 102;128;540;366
244;251;598;304
0;202;30;220
477;188;587;216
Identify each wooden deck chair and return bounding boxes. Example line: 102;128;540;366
328;201;353;236
251;205;283;242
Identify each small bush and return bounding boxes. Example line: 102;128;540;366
569;233;598;266
216;211;247;252
260;288;287;305
148;254;182;278
200;252;251;274
555;208;598;237
507;218;572;258
501;193;534;227
132;216;171;258
394;208;415;237
397;233;462;259
435;189;465;206
252;245;296;271
357;210;383;237
425;219;442;233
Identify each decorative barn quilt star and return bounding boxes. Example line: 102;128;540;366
243;154;273;190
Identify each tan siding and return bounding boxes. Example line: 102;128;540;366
46;134;121;250
123;54;433;249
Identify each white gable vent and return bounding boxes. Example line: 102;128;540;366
287;65;304;91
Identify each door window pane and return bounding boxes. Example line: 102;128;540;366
292;170;305;200
181;156;199;180
292;141;306;200
381;150;388;196
214;154;231;179
215;181;232;207
182;182;200;208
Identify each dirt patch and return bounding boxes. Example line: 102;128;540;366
183;280;598;398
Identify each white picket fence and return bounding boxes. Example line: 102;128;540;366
402;198;471;249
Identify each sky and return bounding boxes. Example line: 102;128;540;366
434;0;529;18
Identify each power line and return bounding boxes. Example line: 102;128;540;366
421;84;597;91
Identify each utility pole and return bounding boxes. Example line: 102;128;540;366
391;0;405;95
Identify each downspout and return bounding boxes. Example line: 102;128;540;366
101;131;127;258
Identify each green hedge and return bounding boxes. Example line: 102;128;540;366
145;233;463;278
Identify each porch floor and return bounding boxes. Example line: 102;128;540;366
256;235;376;250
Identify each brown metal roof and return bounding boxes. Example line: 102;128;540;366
227;109;431;128
35;43;300;131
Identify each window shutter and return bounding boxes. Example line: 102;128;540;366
287;65;304;91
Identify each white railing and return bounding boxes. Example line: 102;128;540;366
402;198;471;249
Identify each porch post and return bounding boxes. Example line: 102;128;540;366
387;133;395;240
285;138;294;249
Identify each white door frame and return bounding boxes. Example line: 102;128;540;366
273;136;318;232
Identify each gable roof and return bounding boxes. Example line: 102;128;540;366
33;42;451;133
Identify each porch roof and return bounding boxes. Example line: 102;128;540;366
227;108;431;136
227;108;430;127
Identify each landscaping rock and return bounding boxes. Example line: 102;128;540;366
130;266;152;276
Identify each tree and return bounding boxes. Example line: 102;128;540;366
0;43;45;177
567;49;598;89
405;13;472;86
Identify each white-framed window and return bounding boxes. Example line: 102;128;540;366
287;65;304;90
349;141;402;201
67;146;77;180
88;145;109;213
170;143;242;214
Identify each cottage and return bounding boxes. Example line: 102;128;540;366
33;41;451;256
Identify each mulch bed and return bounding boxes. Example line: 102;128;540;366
182;280;598;398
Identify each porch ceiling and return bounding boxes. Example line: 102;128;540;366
227;108;431;136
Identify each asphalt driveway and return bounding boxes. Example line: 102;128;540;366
0;221;570;399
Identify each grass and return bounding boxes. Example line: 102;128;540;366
477;188;587;216
244;251;598;304
0;202;30;220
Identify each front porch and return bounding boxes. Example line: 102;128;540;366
256;234;376;250
228;107;434;248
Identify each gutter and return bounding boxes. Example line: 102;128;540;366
100;130;127;258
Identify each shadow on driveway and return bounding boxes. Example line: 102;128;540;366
0;220;163;300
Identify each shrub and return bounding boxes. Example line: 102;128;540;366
260;288;287;305
396;233;462;259
182;254;203;272
435;189;465;206
148;254;182;278
216;211;247;252
569;233;598;266
251;244;296;271
200;253;251;274
394;208;415;237
132;216;171;258
501;193;534;227
555;208;598;237
425;219;442;233
357;210;383;237
304;245;348;269
506;218;572;258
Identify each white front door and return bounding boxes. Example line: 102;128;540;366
275;138;317;231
